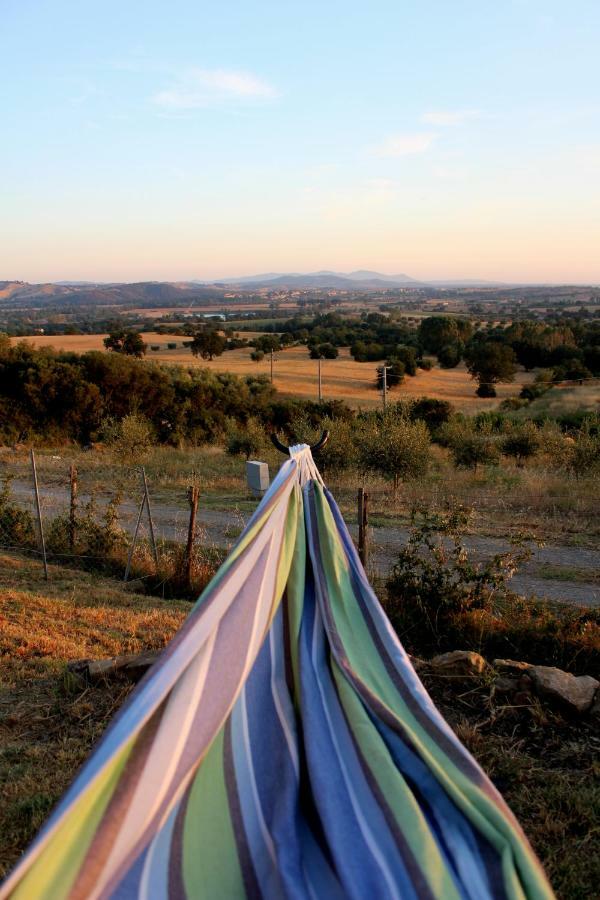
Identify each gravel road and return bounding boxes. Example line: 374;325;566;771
7;481;599;607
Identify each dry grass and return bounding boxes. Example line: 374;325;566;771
9;332;185;352
0;550;597;896
159;347;534;412
0;552;188;877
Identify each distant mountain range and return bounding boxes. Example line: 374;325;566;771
209;270;421;290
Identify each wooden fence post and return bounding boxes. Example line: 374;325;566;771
69;464;78;551
30;449;48;580
185;484;200;589
185;484;200;587
358;487;369;568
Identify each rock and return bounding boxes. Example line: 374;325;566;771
493;676;519;695
430;651;486;678
529;666;599;715
493;658;533;676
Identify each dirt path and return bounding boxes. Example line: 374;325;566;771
8;481;600;607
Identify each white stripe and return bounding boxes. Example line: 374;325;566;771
239;687;278;866
269;625;300;778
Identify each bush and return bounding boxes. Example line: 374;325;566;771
167;342;177;350
250;350;265;363
501;422;540;466
150;345;160;351
450;431;500;469
410;398;453;432
0;479;36;548
437;342;463;368
103;413;155;461
226;417;266;461
385;506;534;649
358;414;430;491
476;383;497;398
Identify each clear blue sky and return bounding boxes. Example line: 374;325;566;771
2;0;599;283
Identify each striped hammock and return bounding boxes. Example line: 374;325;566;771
1;446;554;900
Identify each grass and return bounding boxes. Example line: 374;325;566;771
0;550;597;897
532;564;600;584
421;671;600;900
0;553;188;878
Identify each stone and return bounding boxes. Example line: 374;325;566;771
493;676;519;695
430;650;486;678
493;658;533;676
529;665;599;715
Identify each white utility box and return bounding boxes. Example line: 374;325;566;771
246;460;270;497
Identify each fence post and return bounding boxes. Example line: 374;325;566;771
30;449;48;580
69;464;78;551
141;467;159;569
185;484;200;589
358;487;369;568
124;492;146;583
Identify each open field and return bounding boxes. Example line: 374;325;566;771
10;335;536;411
10;332;185;352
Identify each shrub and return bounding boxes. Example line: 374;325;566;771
0;479;36;548
564;425;600;477
103;413;155;461
476;383;497;398
250;350;265;363
437;342;463;368
501;422;540;466
450;431;500;469
385;506;534;650
226;417;266;461
150;345;160;351
167;342;177;350
358;414;430;491
410;398;453;432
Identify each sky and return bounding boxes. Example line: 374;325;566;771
1;0;599;284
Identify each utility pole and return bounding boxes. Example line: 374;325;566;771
270;348;274;384
381;365;392;411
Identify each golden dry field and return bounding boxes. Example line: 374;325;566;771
10;332;185;351
12;334;535;411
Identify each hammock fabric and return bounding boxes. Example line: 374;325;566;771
1;446;554;900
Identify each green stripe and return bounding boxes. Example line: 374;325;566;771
333;666;462;900
182;726;245;898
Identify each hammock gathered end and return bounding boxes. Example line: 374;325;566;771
1;446;554;900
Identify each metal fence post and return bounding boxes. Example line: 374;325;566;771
30;449;48;580
141;467;159;569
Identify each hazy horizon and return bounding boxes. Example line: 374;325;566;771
2;0;599;284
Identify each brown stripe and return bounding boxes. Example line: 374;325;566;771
167;777;195;898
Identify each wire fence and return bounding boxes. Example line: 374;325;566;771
0;453;243;594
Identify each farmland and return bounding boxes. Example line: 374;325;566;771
11;334;536;411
